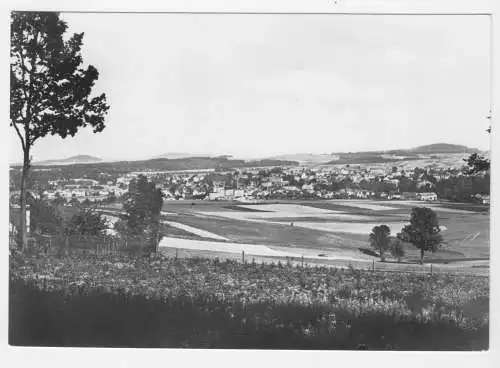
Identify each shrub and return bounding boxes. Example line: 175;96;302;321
369;225;391;261
390;237;406;262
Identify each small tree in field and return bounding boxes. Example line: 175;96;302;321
369;225;391;261
10;12;109;250
399;207;443;264
389;236;405;263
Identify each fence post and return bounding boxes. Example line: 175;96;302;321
430;264;433;275
301;255;304;268
372;259;375;272
242;250;245;263
175;248;178;260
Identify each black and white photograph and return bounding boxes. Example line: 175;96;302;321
5;1;496;357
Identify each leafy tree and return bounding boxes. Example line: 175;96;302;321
114;218;131;236
53;192;66;207
69;195;80;206
29;199;63;235
104;193;117;204
398;176;414;193
10;12;109;250
369;225;391;261
399;207;443;264
463;153;490;176
122;175;164;252
66;209;108;236
463;118;491;176
389;236;405;263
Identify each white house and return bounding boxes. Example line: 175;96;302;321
417;192;438;201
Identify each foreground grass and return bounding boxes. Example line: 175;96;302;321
9;252;489;349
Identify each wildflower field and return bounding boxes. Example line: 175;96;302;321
9;251;489;350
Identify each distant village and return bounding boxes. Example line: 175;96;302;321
9;160;490;205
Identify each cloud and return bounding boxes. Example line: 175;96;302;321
9;13;490;162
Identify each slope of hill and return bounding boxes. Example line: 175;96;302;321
34;155;103;166
155;153;212;160
23;156;299;174
409;143;478;154
266;153;340;165
323;143;478;165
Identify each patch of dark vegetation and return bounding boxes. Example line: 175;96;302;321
359;247;379;258
9;279;488;350
223;205;272;212
9;253;489;350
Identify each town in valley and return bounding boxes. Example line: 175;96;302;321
8;11;491;351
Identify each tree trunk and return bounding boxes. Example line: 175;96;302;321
19;148;30;251
150;215;160;253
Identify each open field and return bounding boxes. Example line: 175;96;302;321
99;199;489;271
153;200;489;269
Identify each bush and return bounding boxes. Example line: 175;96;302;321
390;237;406;262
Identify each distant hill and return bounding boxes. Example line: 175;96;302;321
34;155;103;166
266;153;340;165
155;153;212;160
24;156;298;172
408;143;479;154
323;143;478;165
267;144;478;166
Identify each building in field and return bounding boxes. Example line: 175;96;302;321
417;192;438;201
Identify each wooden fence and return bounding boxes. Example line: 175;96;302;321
11;232;152;257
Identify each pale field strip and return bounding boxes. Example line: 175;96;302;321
330;200;400;211
273;221;447;234
202;211;373;221
237;203;343;214
273;221;408;235
360;200;476;214
425;205;476;214
159;237;364;262
161;210;177;216
161;220;230;241
97;208;228;241
159;237;295;257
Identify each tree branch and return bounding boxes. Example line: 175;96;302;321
11;121;26;152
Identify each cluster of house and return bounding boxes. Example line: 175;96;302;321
10;178;128;205
112;165;458;202
11;163;486;205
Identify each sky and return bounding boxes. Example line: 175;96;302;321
9;13;492;162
